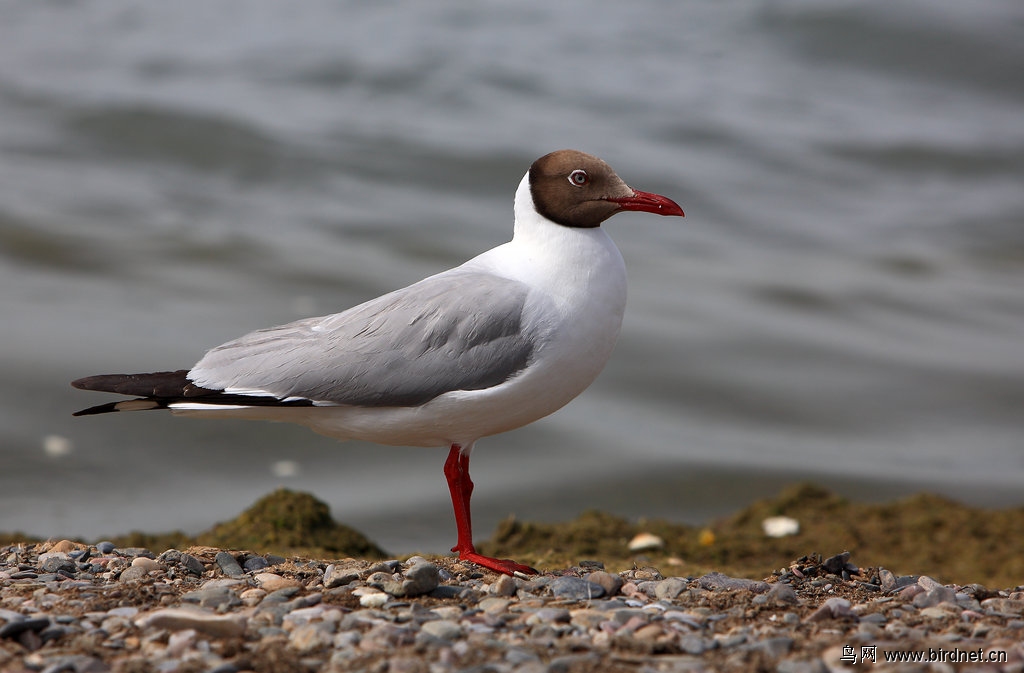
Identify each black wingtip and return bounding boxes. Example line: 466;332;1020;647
72;399;163;416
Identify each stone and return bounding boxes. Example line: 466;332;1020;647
489;573;518;597
419;619;463;641
627;533;664;552
529;607;571;624
401;562;440;597
243;556;269;572
131;557;163;572
254;573;300;592
654;577;688;600
585;571;624;597
289;624;333;653
48;540;82;554
181;585;241;609
215;552;244;578
38;553;76;575
821;552;852;575
697;572;769;593
95;541;116;554
118;566;151;583
806;597;855;622
135;608;246;638
323;564;359;589
240;589;267;607
478;598;511;616
913;586;957;608
766;582;800;605
981;598;1024;615
551;577;605;600
179;553;206;577
0;618;50;639
762;516;800;538
747;636;794;658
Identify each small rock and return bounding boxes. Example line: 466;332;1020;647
181;585;241;609
215;552;244;578
118;547;156;558
38;553;76;574
95;541;116;554
920;606;954;620
913;586;957;608
489;573;518;597
766;582;799;605
678;635;712;655
821;552;855;575
118;566;151;583
131;557;163;572
136;608;246;638
698;572;769;593
289;624;333;653
551;576;605;600
632;623;664;642
529;607;571;624
48;540;82;554
324;564;360;589
353;587;388;608
401;562;440;597
478;598;511;616
254;573;300;592
762;516;800;538
179;553;206;577
806;597;855;622
878;568;896;592
654;577;688;600
627;533;664;552
419;619;463;641
0;618;50;639
747;636;794;658
585;571;624;597
981;598;1024;615
240;588;267;607
243;556;269;572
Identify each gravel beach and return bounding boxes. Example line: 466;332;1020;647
2;541;1022;673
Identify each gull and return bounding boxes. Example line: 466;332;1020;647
72;149;684;576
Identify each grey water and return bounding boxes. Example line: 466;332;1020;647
1;0;1022;555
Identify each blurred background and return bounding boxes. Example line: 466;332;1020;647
1;0;1022;554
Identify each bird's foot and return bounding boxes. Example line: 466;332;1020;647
454;549;538;578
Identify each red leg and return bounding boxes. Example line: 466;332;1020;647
444;443;538;577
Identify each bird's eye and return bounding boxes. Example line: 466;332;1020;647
568;169;589;187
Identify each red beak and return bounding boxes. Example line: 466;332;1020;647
608;190;685;217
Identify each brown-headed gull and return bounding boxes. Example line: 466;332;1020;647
72;149;684;576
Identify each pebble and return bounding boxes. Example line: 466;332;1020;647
627;532;665;552
697;572;769;593
489;573;518;597
419;619;463;641
215;551;244;577
2;541;1022;673
550;576;605;600
654;577;688;600
254;573;300;592
136;607;246;638
323;563;360;588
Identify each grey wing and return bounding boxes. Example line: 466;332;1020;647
188;270;538;406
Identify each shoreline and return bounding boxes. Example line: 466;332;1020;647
2;485;1023;671
1;542;1022;672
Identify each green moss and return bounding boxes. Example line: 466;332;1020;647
194;488;386;558
481;483;1024;588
